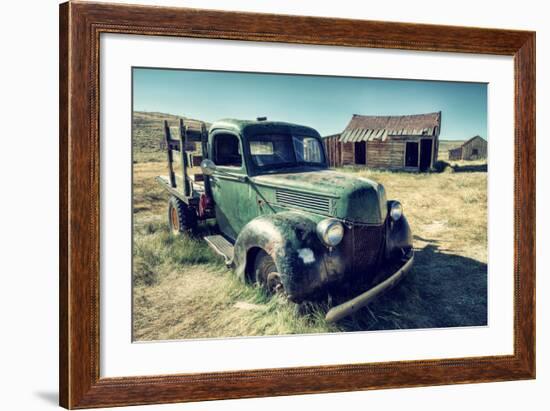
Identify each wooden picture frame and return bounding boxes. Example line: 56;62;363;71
59;1;535;408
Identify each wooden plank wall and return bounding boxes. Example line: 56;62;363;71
462;138;487;160
432;137;440;165
449;147;462;161
366;140;405;168
323;136;342;167
341;142;355;165
324;136;442;169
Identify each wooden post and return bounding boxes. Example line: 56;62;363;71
179;119;191;197
200;122;209;160
164;120;176;188
431;136;436;169
200;122;213;198
417;139;421;171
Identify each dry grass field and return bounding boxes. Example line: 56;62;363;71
132;112;488;341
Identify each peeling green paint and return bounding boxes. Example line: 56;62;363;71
171;118;413;300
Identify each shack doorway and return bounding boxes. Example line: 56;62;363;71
419;139;433;171
405;142;419;167
354;141;366;165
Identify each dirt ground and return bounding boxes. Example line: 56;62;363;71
132;159;487;341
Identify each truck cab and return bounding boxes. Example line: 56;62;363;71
206;119;328;240
157;117;414;322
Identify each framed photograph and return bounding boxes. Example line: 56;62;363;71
59;1;535;408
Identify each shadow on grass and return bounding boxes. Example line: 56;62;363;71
337;163;487;174
452;163;488;173
337;239;488;332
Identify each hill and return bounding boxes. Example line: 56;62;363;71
132;111;210;162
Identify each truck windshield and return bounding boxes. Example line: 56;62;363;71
249;134;325;169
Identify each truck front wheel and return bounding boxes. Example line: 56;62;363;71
168;196;197;235
254;250;284;295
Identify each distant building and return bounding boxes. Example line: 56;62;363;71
448;135;487;161
324;112;441;171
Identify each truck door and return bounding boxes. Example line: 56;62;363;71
210;132;252;241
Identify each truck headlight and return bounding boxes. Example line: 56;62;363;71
317;219;344;247
389;201;403;221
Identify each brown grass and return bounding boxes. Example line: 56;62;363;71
132;157;487;341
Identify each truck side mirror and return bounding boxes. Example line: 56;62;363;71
201;159;217;176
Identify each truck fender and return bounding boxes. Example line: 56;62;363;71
385;214;413;259
233;211;328;301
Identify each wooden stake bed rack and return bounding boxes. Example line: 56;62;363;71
162;118;210;205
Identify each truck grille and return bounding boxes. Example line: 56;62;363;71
275;190;331;215
343;224;385;271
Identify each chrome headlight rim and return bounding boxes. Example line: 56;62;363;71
389;201;403;221
316;218;344;247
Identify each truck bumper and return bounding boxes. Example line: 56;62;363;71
325;251;414;323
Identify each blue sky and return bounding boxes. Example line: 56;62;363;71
133;68;487;140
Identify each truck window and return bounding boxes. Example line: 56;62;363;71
249;134;325;169
214;133;242;167
250;135;295;166
294;136;324;163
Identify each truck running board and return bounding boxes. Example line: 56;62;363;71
204;235;234;265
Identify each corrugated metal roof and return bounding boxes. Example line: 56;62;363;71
338;112;441;142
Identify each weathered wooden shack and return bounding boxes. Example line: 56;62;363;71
324;112;441;171
448;135;487;161
323;133;342;167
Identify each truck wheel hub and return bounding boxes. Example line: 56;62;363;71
170;207;179;232
267;272;283;294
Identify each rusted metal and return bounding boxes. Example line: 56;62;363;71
158;117;413;305
267;272;284;294
325;252;415;323
204;235;234;264
170;204;179;233
345;224;385;270
339;112;441;142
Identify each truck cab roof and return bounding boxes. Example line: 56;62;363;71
209;118;321;139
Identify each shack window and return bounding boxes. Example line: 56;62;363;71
472;148;479;156
214;134;242;167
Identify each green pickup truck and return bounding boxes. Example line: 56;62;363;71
157;117;414;322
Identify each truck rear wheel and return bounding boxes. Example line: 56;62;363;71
254;250;284;295
168;196;197;235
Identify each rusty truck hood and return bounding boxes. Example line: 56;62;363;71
252;170;388;224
